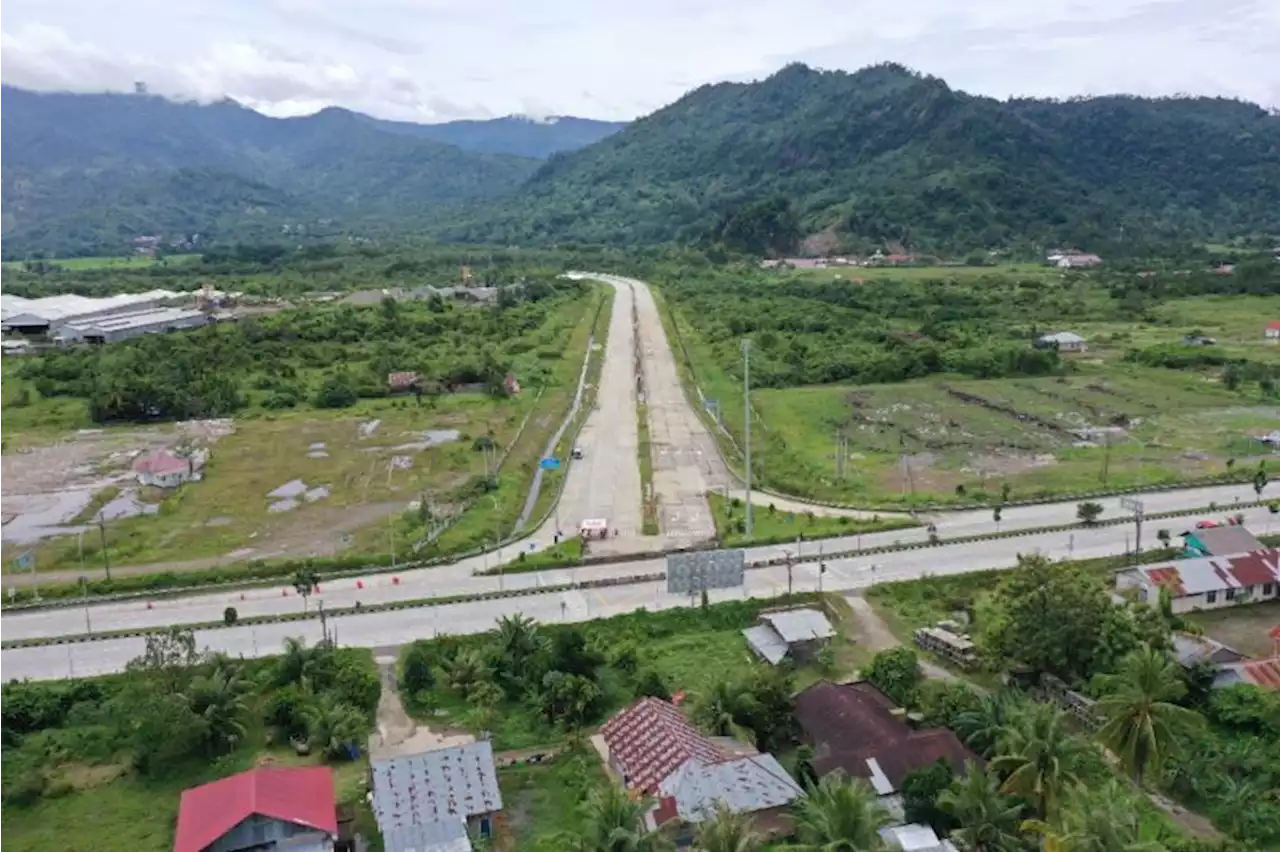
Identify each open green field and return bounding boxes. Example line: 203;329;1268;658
1074;293;1280;365
749;365;1278;506
707;492;917;546
2;285;605;578
499;751;610;852
2;254;201;271
785;261;1059;283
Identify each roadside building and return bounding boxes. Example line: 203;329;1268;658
1115;548;1280;613
597;697;803;842
173;765;337;852
793;680;977;811
743;608;835;665
1182;526;1265;558
370;740;502;852
1036;331;1088;353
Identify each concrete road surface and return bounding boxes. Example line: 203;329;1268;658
10;502;1275;681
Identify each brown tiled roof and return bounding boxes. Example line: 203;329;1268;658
1240;657;1280;690
600;697;725;794
795;681;979;790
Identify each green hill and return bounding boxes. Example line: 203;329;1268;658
439;63;1280;253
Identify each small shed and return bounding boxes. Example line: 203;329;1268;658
133;450;197;488
1036;331;1088;353
743;608;835;665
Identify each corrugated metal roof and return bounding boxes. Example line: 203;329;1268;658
1;290;182;323
743;625;789;665
658;754;802;822
600;697;725;794
1139;549;1280;596
173;766;336;852
371;741;501;839
1040;331;1086;344
880;824;958;852
381;818;472;852
762;609;835;644
1228;657;1280;691
1189;527;1265;555
1171;634;1244;667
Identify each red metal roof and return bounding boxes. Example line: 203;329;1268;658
134;451;190;476
1240;657;1280;690
600;697;726;794
1139;548;1280;597
1268;321;1280;330
173;766;336;852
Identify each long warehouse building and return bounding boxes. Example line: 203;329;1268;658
0;290;185;334
52;306;211;345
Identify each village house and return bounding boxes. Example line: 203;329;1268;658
1046;251;1102;269
370;740;503;852
793;680;978;814
1036;331;1088;353
1115;547;1280;613
1266;321;1280;342
133;450;201;488
596;697;803;843
1171;633;1280;692
1181;526;1265;558
173;765;338;852
742;607;835;665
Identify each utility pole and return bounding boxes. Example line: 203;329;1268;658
743;338;753;537
785;549;794;599
389;516;396;569
1100;430;1112;486
97;514;111;581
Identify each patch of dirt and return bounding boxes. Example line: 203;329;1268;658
58;762;128;790
962;452;1059;478
368;658;473;762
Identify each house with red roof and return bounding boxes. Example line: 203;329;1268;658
1266;321;1280;342
173;765;337;852
134;450;197;489
793;680;978;807
1115;547;1280;614
597;697;802;840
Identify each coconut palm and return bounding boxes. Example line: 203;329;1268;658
276;636;329;687
1023;781;1166;852
693;678;757;745
990;703;1086;819
567;783;673;852
693;803;766;852
186;660;251;755
304;698;365;761
954;690;1025;758
937;763;1023;852
784;773;891;851
496;613;548;669
442;647;490;697
1093;645;1204;786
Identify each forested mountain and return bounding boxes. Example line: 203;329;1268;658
0;86;551;256
358;113;626;158
439;64;1280;252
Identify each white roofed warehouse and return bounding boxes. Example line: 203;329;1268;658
1;290;185;334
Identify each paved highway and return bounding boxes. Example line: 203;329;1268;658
8;504;1276;681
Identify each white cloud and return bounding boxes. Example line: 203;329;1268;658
2;0;1277;122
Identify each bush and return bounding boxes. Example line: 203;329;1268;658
864;647;922;707
223;606;238;626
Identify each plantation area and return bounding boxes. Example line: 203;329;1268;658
866;555;1280;846
1;273;608;581
658;260;1280;506
1;632;379;852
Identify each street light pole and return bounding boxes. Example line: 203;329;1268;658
743;338;753;537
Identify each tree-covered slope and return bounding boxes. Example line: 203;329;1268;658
440;64;1280;251
359;113;627;158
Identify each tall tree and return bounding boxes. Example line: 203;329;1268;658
990;703;1087;819
567;783;673;852
186;659;251;755
786;773;892;851
1024;781;1167;852
937;763;1024;852
1093;645;1205;786
954;691;1027;759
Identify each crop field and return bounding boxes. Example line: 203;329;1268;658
784;262;1060;283
748;365;1279;506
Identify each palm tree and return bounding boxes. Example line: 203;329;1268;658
567;783;673;852
937;763;1023;852
186;661;251;755
1023;781;1166;852
954;690;1024;759
442;648;490;698
496;613;547;667
784;773;891;851
304;698;365;761
1093;646;1204;786
277;636;323;686
693;678;756;744
793;744;819;789
693;803;765;852
990;703;1086;819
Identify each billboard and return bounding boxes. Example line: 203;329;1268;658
666;549;745;595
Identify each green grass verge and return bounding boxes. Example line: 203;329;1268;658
636;401;659;535
499;749;610;852
707;492;918;547
483;537;584;575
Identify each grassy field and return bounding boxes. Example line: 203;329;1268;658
3;288;605;576
1074;294;1280;365
707;492;918;546
499;750;610;851
1184;600;1280;658
784;262;1059;283
716;363;1278;507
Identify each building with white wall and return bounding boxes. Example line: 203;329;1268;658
1116;547;1280;613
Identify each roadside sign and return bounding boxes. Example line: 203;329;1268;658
539;457;561;471
13;551;33;570
1120;497;1145;515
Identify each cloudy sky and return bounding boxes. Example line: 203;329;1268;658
3;0;1278;123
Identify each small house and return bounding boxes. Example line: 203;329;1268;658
1115;548;1280;613
743;608;835;665
387;371;422;394
173;765;337;852
370;740;503;852
1037;331;1088;353
1055;253;1102;269
1182;526;1264;558
1266;321;1280;342
1182;334;1217;346
133;450;197;488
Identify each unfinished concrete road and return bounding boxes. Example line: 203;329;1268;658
593;274;723;549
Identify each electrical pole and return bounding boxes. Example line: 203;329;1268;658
786;550;794;599
743;338;753;537
97;514;111;581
